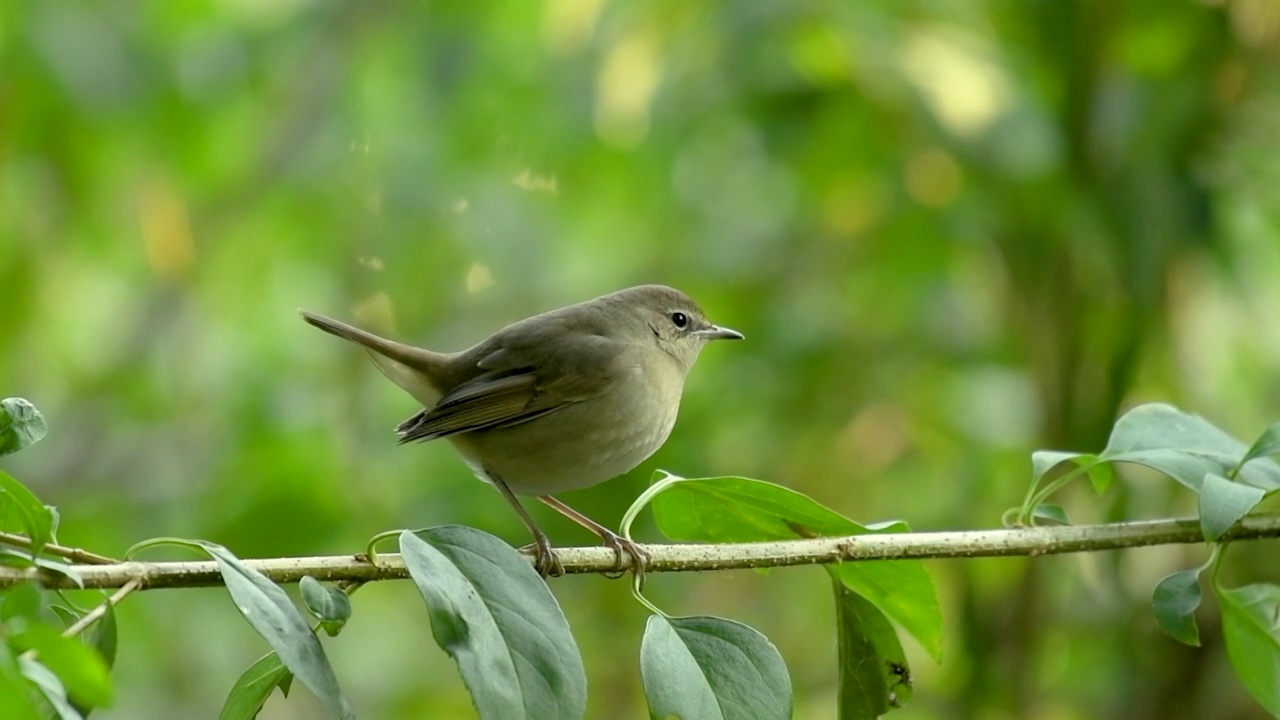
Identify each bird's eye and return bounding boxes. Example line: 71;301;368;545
670;312;688;329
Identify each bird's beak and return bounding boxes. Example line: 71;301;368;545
695;325;744;341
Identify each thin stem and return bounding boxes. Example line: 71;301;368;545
1211;541;1232;590
620;471;683;539
1197;543;1221;576
125;536;207;560
630;573;668;618
365;529;405;566
0;531;119;565
62;578;143;638
1021;465;1091;524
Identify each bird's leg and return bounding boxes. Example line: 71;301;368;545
490;475;563;577
536;495;649;584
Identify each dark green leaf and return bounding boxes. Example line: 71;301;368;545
651;477;942;662
197;541;353;720
86;603;118;671
49;605;79;629
399;526;586;720
299;577;351;638
1199;474;1265;542
219;652;294;720
1030;452;1113;494
0;469;54;555
11;624;112;708
640;615;792;720
0;398;47;457
18;655;83;720
1218;584;1280;716
1029;503;1070;525
1152;570;1202;646
67;601;117;719
1100;404;1280;492
833;576;913;719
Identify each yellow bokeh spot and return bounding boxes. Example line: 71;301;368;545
542;0;605;55
594;29;661;149
354;291;395;331
901;28;1011;138
465;263;494;294
137;177;195;284
904;148;963;209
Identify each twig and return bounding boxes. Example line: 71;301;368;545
0;514;1277;591
0;531;119;565
62;578;143;638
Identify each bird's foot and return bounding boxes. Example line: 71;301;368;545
520;532;564;578
598;530;650;588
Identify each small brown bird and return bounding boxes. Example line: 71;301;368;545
300;284;742;577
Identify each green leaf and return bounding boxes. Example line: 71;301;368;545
1;582;44;621
0;645;43;720
299;577;351;638
650;477;942;662
651;476;876;540
1152;570;1202;646
1100;404;1280;492
0;398;48;457
1237;423;1280;474
1030;452;1113;494
1029;503;1070;526
399;526;586;720
0;547;34;567
33;558;84;588
49;605;79;629
68;601;120;719
0;469;55;555
10;624;112;709
197;542;353;720
640;615;792;720
86;602;117;672
1218;584;1280;716
219;652;294;720
833;577;913;719
18;655;83;720
1198;474;1265;542
0;555;75;591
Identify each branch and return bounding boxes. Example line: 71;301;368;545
0;530;119;565
3;514;1278;590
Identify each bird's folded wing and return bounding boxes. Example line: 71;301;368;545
395;332;621;443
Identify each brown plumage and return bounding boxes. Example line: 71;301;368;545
300;284;742;577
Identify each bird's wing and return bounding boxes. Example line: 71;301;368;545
395;329;623;444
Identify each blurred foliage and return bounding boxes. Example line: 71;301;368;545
4;0;1280;717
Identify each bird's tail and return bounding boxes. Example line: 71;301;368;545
298;310;447;406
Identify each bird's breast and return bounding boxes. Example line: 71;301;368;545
449;359;684;495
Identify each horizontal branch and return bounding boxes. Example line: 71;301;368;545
3;514;1279;590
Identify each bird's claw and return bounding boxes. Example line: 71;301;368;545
599;530;650;588
522;530;647;584
520;535;564;578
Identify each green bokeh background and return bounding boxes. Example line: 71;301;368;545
4;1;1280;718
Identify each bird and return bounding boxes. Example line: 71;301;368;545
299;284;743;578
